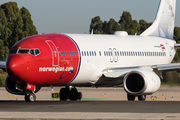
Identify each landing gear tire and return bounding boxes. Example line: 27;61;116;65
127;94;135;101
138;95;146;101
60;88;67;101
59;86;82;101
77;92;82;100
25;93;36;102
70;88;78;100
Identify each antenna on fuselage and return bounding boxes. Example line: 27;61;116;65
91;29;93;35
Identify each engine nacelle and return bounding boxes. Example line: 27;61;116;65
123;70;161;95
5;75;41;95
5;75;25;95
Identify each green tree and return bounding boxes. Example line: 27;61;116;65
118;11;141;35
174;27;180;42
130;20;140;35
0;2;38;50
102;21;108;34
173;27;180;63
139;19;152;34
89;16;103;34
0;39;9;61
107;18;120;34
21;7;38;38
119;11;132;33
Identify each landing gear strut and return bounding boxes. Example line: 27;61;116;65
127;94;146;101
59;86;82;101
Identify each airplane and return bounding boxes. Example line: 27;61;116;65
0;0;180;102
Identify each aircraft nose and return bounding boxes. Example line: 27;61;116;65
6;55;25;84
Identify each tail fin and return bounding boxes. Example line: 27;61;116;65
140;0;176;39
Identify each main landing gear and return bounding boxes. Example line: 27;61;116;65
60;86;82;101
127;94;146;101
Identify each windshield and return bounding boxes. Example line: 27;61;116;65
9;49;40;56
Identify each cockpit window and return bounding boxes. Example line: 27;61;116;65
30;49;35;55
18;49;30;54
9;49;18;54
9;48;40;56
35;49;40;55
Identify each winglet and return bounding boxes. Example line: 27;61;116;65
140;0;176;40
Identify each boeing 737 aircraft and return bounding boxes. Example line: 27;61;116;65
0;0;180;102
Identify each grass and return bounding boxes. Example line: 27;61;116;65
161;82;180;87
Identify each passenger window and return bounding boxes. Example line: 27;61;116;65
87;51;89;56
89;51;91;56
72;51;74;56
94;51;96;56
117;51;119;56
84;51;86;56
66;51;69;56
115;51;117;56
61;51;63;56
81;51;84;56
106;51;109;56
69;51;71;56
64;51;66;56
99;51;101;56
92;52;94;56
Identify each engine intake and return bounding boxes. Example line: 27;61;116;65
123;70;161;95
5;75;25;95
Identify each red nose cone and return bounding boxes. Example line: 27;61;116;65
6;55;25;84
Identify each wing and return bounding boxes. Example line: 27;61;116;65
103;63;180;78
0;61;6;72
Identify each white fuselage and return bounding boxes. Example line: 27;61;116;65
65;34;176;85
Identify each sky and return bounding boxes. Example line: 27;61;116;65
0;0;180;34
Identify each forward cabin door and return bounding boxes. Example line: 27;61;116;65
46;40;59;66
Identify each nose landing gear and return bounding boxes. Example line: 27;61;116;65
24;84;40;102
59;86;82;101
25;92;36;102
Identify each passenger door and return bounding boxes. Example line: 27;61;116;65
46;40;59;66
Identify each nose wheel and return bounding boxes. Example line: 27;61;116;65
59;86;82;101
25;93;36;102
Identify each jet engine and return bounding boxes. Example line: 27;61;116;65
5;76;41;95
5;75;26;95
123;70;161;95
